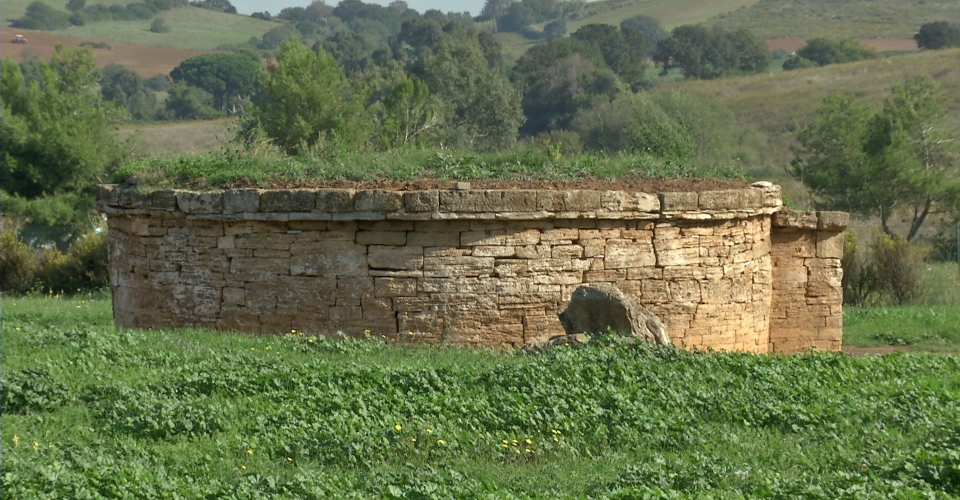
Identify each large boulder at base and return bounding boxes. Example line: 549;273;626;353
558;283;670;345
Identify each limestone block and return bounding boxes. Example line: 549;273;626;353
440;190;536;213
423;255;495;278
407;231;460;247
772;232;817;258
150;190;178;210
552;245;584;259
117;187;147;209
335;277;375;299
399;190;438;212
537;190;602;211
474;246;517;257
515;245;552;259
368;245;423;271
316;189;355;212
361;297;393;318
659;192;698;212
461;229;540;246
290;246;368;277
657;247;701;267
605;240;656;269
355;189;403;212
357;231;408;246
817;211;849;231
817;232;845;259
601;191;660;212
541;228;580;242
235;234;295;251
373;277;417;297
261;190;316;212
97;184;121;207
699;190;749;210
772;210;817;229
224;189;261;213
177;191;223;214
230;257;290;282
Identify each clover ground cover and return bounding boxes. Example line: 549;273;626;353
2;296;959;498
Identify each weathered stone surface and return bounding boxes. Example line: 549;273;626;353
558;283;670;345
261;190;315;212
403;191;439;212
817;211;850;231
355;190;403;212
659;192;698;212
773;209;818;229
224;189;260;213
312;189;353;212
150;190;178;210
177;191;223;214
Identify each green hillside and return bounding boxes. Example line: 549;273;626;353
49;6;274;50
678;48;960;171
2;0;127;20
710;0;960;38
568;0;759;32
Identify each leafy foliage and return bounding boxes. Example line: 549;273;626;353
2;297;960;497
791;77;960;241
783;37;877;70
915;21;960;50
654;25;771;80
1;46;130;227
170;51;262;111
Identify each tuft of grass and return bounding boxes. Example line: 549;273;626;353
114;147;745;191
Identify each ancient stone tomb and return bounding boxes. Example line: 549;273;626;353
98;183;847;354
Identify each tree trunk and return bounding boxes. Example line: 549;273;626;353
906;198;932;242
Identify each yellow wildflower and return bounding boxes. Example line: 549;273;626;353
437;439;445;445
247;449;253;455
525;439;532;445
308;339;314;343
12;435;19;447
411;438;417;443
502;440;509;444
526;449;533;454
553;437;559;443
287;457;293;462
241;465;247;470
33;442;39;451
394;424;402;431
514;449;521;454
426;428;433;434
15;327;21;331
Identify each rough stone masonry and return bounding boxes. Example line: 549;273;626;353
97;182;848;354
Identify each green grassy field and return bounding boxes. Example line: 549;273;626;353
119;118;234;157
2;295;959;498
2;0;129;21
710;0;960;39
569;0;760;33
45;6;275;50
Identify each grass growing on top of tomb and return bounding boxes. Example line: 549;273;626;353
113;147;744;190
4;296;960;498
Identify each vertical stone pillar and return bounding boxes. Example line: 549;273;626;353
769;210;849;353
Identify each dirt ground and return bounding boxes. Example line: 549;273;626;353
236;178;753;192
766;37;918;53
0;27;215;77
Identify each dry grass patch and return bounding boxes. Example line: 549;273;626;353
120;119;234;158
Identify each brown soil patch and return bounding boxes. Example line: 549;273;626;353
228;178;751;192
766;37;918;53
842;345;913;356
1;27;217;77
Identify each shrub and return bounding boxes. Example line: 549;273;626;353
871;231;927;305
841;229;880;306
150;17;171;33
0;230;38;294
36;228;109;294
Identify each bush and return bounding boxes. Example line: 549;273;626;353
78;41;112;50
0;226;108;295
150;17;171;33
0;230;38;294
872;231;927;305
842;229;928;306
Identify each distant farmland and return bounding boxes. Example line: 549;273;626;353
0;27;215;77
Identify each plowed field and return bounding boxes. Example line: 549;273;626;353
0;27;216;77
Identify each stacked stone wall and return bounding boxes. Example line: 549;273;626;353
99;183;846;353
768;210;849;353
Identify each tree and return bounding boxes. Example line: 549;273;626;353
654;25;770;79
543;18;566;41
914;21;960;50
66;0;85;12
170;52;262;111
571;24;649;91
570;92;694;160
619;14;668;56
413;38;523;151
162;83;221;120
245;40;368;153
12;1;72;30
791;77;960;241
479;0;515;21
320;31;376;75
1;45;129;227
791;37;876;67
100;63;159;120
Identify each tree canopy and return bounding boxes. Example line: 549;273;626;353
914;21;960;50
791;77;960;241
170;52;263;111
654;25;771;79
